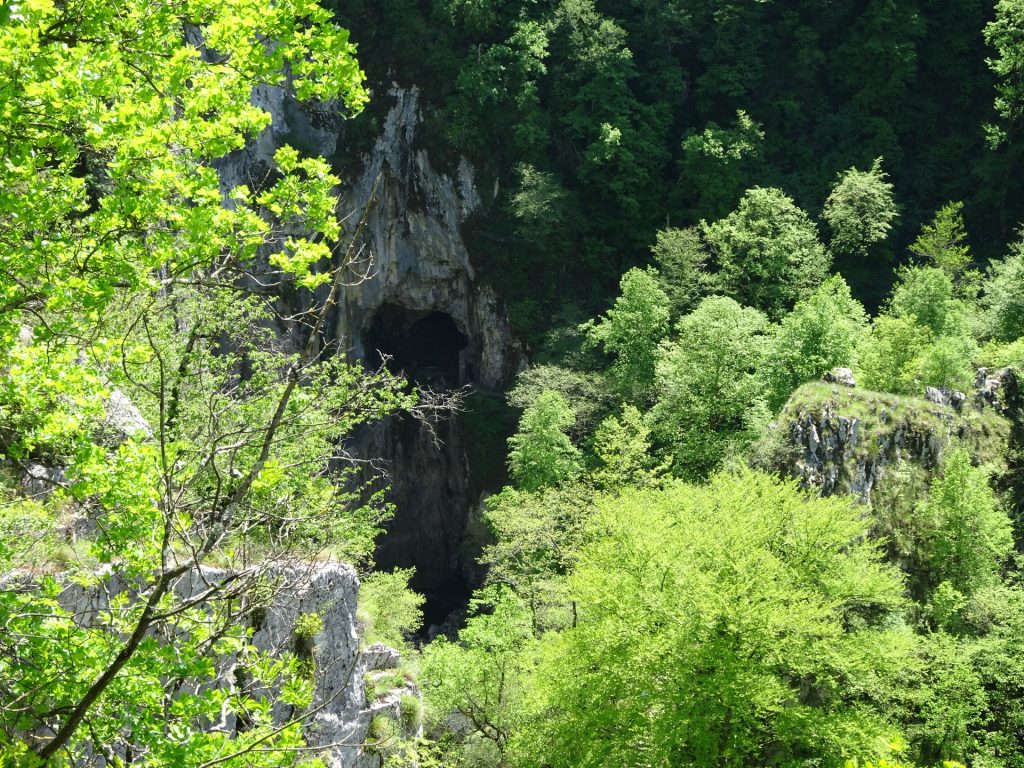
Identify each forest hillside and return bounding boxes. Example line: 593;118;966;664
4;1;1024;767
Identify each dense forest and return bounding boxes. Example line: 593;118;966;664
332;0;1024;319
6;0;1024;767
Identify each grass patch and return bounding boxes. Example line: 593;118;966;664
366;714;400;756
399;693;422;730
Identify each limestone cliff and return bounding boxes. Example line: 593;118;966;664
217;83;522;390
217;82;523;626
49;563;419;768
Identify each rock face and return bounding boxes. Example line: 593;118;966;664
924;385;966;411
769;379;1011;503
54;563;418;768
823;367;856;387
98;389;154;446
358;413;478;629
975;368;1024;522
333;86;521;391
218;83;522;627
218;83;522;391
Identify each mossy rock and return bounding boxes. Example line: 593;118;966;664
765;382;1010;501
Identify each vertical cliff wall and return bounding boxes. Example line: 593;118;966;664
217;83;522;629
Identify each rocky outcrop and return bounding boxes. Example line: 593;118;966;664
333;86;521;391
976;367;1020;413
770;378;1011;503
975;368;1024;524
48;563;417;768
823;367;856;387
218;83;522;391
20;463;67;498
924;385;966;411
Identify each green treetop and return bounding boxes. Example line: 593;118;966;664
508;390;582;492
703;187;831;319
823;158;899;259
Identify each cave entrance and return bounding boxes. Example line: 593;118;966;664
364;304;470;389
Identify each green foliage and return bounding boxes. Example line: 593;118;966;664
581;267;670;403
984;244;1024;342
0;0;365;351
358;569;425;649
985;0;1024;147
509;165;576;245
507;391;582;492
870;445;1012;611
516;471;913;768
824;158;899;259
400;693;422;730
917;335;978;393
482;485;594;631
507;365;610;438
858;267;976;394
764;275;869;410
890;267;962;338
911;202;975;286
0;495;73;573
591;405;666;489
294;612;325;640
702;187;831;318
651;296;770;479
915;449;1012;599
858;316;933;395
649;226;713;317
420;587;536;761
0;0;425;762
679;110;765;221
368;714;402;757
338;0;1021;319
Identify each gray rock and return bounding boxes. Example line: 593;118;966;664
362;643;402;671
44;562;413;768
924;386;966;410
214;84;526;616
217;83;523;391
98;388;153;446
784;390;970;503
976;367;1019;413
20;463;66;498
823;367;856;387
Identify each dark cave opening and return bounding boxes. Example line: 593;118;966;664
363;303;469;389
361;303;480;636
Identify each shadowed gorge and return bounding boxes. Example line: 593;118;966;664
358;305;480;633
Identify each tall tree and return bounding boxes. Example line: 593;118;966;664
823;158;898;260
651;296;769;479
516;472;913;768
703;187;831;319
508;391;582;492
764;275;868;410
582;267;670;404
0;0;418;763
